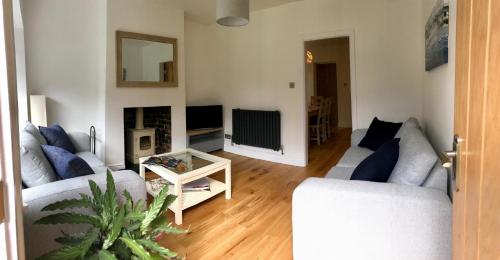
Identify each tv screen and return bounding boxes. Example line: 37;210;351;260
186;105;223;130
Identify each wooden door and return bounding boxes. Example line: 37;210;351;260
316;63;338;126
453;0;500;259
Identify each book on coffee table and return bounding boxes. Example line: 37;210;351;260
146;177;211;195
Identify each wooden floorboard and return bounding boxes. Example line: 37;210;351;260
157;128;351;259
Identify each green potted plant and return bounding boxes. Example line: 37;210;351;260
35;171;187;259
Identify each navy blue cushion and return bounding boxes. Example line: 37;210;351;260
358;117;402;151
41;145;94;179
350;138;400;182
39;125;76;153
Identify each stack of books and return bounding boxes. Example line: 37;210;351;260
147;177;211;196
142;156;187;172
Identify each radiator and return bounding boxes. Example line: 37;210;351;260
232;109;282;153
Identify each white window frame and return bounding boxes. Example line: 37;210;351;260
0;0;26;259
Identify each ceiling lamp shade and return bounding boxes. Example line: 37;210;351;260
216;0;249;27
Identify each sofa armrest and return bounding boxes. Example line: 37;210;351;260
22;170;146;259
292;178;451;260
351;128;368;146
67;132;91;153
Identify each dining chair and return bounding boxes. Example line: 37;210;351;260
324;97;333;138
309;99;327;145
310;96;324;107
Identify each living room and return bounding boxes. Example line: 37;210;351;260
0;0;499;259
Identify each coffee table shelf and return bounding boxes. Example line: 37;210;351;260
145;177;227;210
139;148;231;225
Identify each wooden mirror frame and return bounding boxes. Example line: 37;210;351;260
116;31;178;87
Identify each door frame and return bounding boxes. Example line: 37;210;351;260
300;29;357;164
0;0;25;258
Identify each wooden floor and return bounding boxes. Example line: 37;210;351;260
158;128;351;259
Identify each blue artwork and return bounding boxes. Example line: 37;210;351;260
425;0;449;71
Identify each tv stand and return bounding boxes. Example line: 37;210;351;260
186;127;224;152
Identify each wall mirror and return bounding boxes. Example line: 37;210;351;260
116;31;178;87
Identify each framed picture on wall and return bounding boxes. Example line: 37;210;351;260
425;0;449;71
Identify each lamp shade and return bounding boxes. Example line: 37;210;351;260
29;95;47;127
216;0;249;27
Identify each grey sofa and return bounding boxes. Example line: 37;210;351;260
22;131;146;259
292;119;452;260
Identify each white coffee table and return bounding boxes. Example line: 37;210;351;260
139;148;231;225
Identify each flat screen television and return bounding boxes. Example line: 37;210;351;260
186;105;223;130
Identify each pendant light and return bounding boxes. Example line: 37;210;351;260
216;0;249;27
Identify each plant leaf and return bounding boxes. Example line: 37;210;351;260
54;231;86;246
102;172;118;230
149;215;168;230
105;171;117;212
159;194;176;215
41;198;94;211
35;213;101;227
98;250;118;260
119;237;151;260
123;189;134;210
103;206;125;249
111;239;132;259
125;211;144;222
141;185;172;233
88;180;103;203
137;239;177;258
36;228;99;260
133;199;145;212
153;224;187;235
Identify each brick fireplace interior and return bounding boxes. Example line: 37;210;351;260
123;106;171;170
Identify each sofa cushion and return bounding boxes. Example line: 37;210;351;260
41;145;94;179
388;128;438;186
39;125;76;153
75;152;105;168
336;146;373;168
324;166;355;180
24;122;47;145
351;138;400;182
20;131;58;187
351;129;368;146
395;117;420;138
422;162;448;192
358;117;402;151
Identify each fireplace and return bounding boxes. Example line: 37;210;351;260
124;106;171;168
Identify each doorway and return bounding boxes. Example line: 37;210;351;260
304;37;353;157
316;63;338;127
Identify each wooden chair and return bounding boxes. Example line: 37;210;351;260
309;99;328;145
324;97;333;138
310;96;324;107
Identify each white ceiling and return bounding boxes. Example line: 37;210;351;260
164;0;302;24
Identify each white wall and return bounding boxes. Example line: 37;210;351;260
22;0;107;158
421;0;456;152
185;0;425;166
142;43;173;81
185;20;221;106
105;0;186;166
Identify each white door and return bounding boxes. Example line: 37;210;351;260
0;0;26;259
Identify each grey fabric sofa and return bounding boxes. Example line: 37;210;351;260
292;119;452;260
22;132;146;259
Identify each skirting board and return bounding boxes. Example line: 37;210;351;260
223;139;306;167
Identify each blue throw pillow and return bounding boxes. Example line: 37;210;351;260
350;138;400;182
39;124;76;153
41;145;94;180
358;117;403;151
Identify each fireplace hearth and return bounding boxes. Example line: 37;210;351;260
124;106;171;169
